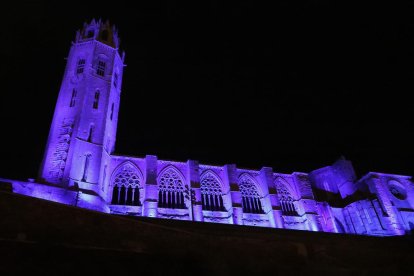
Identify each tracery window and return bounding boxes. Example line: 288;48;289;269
239;174;264;214
158;167;186;209
200;171;225;211
111;163;142;206
275;179;298;216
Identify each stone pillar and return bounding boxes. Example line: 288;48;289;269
224;164;243;225
272;175;286;228
143;155;158;218
259;167;277;228
293;172;323;232
187;159;203;222
273;209;284;228
306;213;322;232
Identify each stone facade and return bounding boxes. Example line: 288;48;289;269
2;19;414;236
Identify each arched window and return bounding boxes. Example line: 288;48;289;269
93;90;100;109
69;89;77;107
76;59;85;74
96;60;106;76
158;167;186;209
81;154;91;182
275;178;298;216
87;124;94;142
111;163;142;206
239;174;264;214
200;171;225;211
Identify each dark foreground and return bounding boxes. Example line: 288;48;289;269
0;190;413;275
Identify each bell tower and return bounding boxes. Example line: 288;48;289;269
39;19;125;193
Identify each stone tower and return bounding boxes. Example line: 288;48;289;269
39;19;125;194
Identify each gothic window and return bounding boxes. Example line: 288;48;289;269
275;178;298;216
200;171;225;211
239;174;264;214
97;60;106;76
110;103;114;121
113;73;118;88
111;163;142;206
158;167;186;209
93;90;100;109
76;59;85;74
70;89;77;107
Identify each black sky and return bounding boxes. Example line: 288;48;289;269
1;1;413;180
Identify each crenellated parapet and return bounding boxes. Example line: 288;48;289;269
75;18;121;50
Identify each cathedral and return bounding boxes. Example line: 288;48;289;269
2;19;414;236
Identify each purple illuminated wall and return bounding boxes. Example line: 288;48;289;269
4;20;414;237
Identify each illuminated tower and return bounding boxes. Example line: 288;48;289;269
39;19;125;194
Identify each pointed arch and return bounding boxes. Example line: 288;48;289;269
238;173;264;214
157;165;186;209
200;170;226;211
110;161;143;206
274;177;298;216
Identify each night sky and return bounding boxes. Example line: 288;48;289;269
1;1;413;181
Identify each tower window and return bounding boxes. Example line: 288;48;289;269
113;73;118;88
87;125;94;142
87;30;94;38
110;103;114;120
97;61;106;76
93;91;100;109
76;59;85;74
70;89;77;107
81;154;91;182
